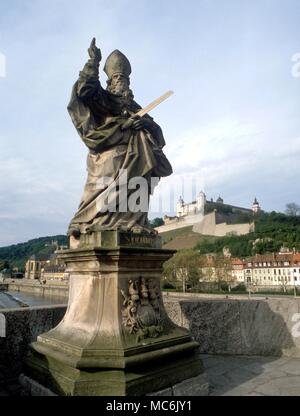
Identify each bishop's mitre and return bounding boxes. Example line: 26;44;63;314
104;50;132;79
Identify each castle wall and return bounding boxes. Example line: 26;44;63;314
215;222;254;236
192;212;253;237
155;222;190;233
156;213;204;233
192;212;216;235
157;210;253;237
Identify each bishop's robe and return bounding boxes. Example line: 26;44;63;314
67;57;172;234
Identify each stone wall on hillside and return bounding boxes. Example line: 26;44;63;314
156;211;253;237
192;211;253;236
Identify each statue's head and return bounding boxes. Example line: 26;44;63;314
104;50;133;99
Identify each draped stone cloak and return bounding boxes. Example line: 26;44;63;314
67;57;173;234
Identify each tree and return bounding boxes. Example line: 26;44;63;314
163;249;203;292
278;275;289;294
213;255;234;289
149;217;164;228
201;265;215;282
285;203;300;217
195;211;300;256
0;260;10;271
0;235;68;271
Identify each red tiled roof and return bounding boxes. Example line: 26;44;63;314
250;253;293;263
231;258;244;265
234;252;300;267
293;253;300;263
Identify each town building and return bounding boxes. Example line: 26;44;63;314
243;252;300;288
198;251;300;290
200;254;218;281
25;242;68;281
231;258;245;283
25;254;47;280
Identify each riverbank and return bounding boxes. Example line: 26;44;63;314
1;279;68;300
1;279;299;306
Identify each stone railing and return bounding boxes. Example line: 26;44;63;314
0;305;66;389
164;296;300;357
1;296;300;391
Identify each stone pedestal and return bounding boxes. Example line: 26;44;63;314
25;231;205;396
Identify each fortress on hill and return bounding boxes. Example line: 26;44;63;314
155;191;261;236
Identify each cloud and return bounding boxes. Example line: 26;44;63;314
150;118;300;215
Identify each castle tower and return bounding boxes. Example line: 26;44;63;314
216;196;224;204
252;197;261;213
196;191;206;214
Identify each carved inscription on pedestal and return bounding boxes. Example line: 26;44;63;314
119;233;160;248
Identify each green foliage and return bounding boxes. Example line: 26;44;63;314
231;283;247;292
195;211;300;257
220;282;229;291
285;203;300;216
161;281;176;290
163;249;203;290
149;217;164;228
0;260;10;271
232;212;253;224
0;235;68;271
205;203;233;215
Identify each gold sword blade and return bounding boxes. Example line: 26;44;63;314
136;90;174;117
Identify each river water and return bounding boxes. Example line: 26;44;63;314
0;291;67;309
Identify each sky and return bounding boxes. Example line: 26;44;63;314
0;0;300;246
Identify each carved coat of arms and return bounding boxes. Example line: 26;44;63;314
121;277;163;342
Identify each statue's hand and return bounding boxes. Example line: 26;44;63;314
121;115;138;131
121;115;154;131
88;37;102;62
132;116;153;131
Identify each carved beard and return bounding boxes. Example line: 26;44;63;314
108;80;134;103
